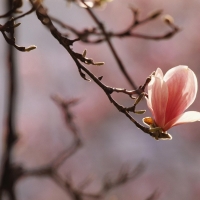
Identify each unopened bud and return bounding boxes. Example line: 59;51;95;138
94;62;105;66
25;45;37;52
82;49;87;57
13;22;21;28
135;110;146;114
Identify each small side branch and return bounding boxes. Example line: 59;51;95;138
0;18;36;52
81;0;137;89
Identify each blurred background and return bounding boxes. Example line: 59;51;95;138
1;0;200;199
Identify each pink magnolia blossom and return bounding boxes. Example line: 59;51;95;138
144;65;200;139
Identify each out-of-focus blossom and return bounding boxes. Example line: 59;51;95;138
143;65;200;140
67;0;113;8
92;0;113;7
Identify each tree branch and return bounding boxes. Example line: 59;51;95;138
0;1;18;200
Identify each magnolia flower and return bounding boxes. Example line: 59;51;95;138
143;65;200;140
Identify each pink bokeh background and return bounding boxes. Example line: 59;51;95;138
1;0;200;199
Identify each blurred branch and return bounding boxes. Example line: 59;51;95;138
109;7;179;40
19;95;84;199
0;1;18;200
50;15;104;43
101;163;145;193
78;163;145;199
50;15;83;36
51;11;179;42
12;6;35;21
24;162;146;200
18;97;147;200
51;95;82;168
0;0;23;18
146;191;160;200
52;172;85;200
22;96;83;175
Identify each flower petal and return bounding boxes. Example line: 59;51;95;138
147;76;168;128
164;111;200;130
163;65;198;124
146;68;163;116
155;68;163;79
146;68;164;112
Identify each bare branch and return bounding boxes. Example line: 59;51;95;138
80;0;137;89
51;5;179;43
0;1;20;199
0;0;23;18
76;163;145;199
0;18;36;52
28;0;160;139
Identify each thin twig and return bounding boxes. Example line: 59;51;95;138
0;19;36;52
12;6;35;21
81;0;137;89
51;96;82;168
50;5;179;43
0;0;23;18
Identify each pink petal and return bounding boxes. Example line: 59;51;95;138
146;68;164;115
163;65;198;124
164;111;200;130
147;76;168;128
155;68;163;79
